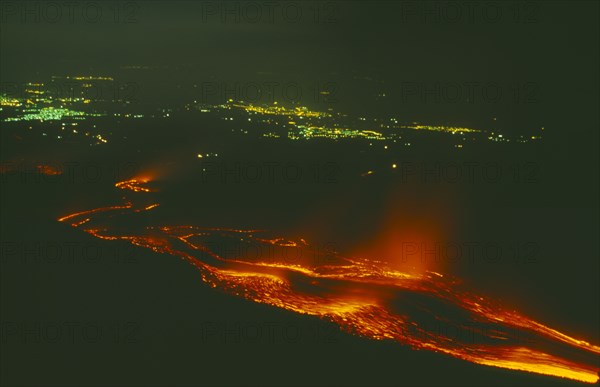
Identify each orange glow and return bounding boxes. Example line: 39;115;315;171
0;164;63;175
115;178;153;192
355;223;441;275
351;197;449;276
36;164;63;175
56;177;600;384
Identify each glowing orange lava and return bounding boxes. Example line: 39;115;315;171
115;178;153;192
58;178;600;384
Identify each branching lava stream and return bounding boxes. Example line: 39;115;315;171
58;177;600;384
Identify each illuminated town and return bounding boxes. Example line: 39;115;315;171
1;78;543;149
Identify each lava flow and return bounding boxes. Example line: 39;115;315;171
58;177;600;384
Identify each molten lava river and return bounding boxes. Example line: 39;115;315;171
58;177;600;384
